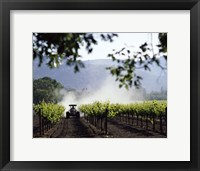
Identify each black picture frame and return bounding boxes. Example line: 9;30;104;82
0;0;200;170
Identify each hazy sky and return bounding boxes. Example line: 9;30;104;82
79;33;159;61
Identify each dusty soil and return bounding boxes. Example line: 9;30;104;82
33;115;102;138
33;115;166;138
106;119;166;138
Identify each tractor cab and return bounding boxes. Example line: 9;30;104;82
66;104;80;119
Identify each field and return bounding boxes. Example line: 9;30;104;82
33;101;167;138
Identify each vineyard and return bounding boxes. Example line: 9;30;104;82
33;100;167;138
33;101;65;136
79;100;167;135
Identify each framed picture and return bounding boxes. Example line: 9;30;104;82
0;0;200;170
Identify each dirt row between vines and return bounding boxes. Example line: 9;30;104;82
33;116;166;138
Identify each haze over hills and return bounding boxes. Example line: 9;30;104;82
33;58;167;93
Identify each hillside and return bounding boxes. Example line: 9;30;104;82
33;59;167;93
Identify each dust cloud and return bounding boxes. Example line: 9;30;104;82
58;76;145;112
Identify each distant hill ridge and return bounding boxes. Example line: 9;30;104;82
33;59;167;93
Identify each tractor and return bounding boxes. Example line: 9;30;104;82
66;104;80;119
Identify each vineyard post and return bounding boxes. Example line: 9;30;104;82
140;116;143;128
97;116;99;129
160;114;163;133
49;121;51;129
46;119;48;131
128;113;130;124
137;114;139;126
42;117;45;135
104;109;108;135
45;120;47;131
98;117;100;129
146;115;148;130
96;116;99;129
39;109;42;136
44;119;46;131
89;116;91;124
47;121;49;130
89;116;91;125
96;116;97;127
93;116;95;126
132;114;133;125
153;114;155;131
98;116;101;130
94;116;96;127
47;120;49;130
100;115;103;131
43;118;45;132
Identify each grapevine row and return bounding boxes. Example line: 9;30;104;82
79;101;167;134
79;101;167;118
33;101;65;136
